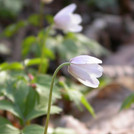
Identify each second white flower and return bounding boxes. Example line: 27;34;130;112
54;3;82;32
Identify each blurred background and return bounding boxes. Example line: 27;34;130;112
0;0;134;134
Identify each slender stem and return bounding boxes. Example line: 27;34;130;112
38;26;51;73
44;62;70;134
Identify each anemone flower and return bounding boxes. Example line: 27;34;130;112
44;55;103;134
54;3;82;32
68;55;103;88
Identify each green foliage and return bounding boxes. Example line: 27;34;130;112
120;93;134;110
28;14;41;27
0;124;20;134
81;96;95;117
45;33;109;60
0;71;61;124
0;116;11;126
24;58;49;73
22;30;55;60
59;81;95;117
0;122;75;134
2;21;27;37
45;15;54;25
0;4;108;133
0;0;24;18
0;62;24;71
22;36;37;57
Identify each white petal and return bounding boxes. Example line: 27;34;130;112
70;55;102;64
54;4;76;18
74;64;103;78
68;64;100;88
79;75;99;88
68;24;83;32
54;14;72;31
71;14;82;24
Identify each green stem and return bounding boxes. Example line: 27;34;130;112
44;62;70;134
38;26;51;73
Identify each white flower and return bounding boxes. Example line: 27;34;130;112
68;55;103;88
54;3;82;32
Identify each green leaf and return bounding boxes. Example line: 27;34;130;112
49;33;109;61
0;100;23;119
58;39;78;60
0;62;24;71
24;58;48;67
120;93;134;110
43;48;55;60
22;36;37;57
0;72;62;123
0;116;11;126
2;21;27;37
35;74;61;101
66;89;82;109
37;30;55;59
35;74;53;86
63;82;95;117
28;14;40;26
81;96;95;117
22;125;44;134
23;125;76;134
75;33;109;56
0;124;75;134
45;15;54;24
0;124;20;134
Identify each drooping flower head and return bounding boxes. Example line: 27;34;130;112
68;55;103;88
54;3;82;32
